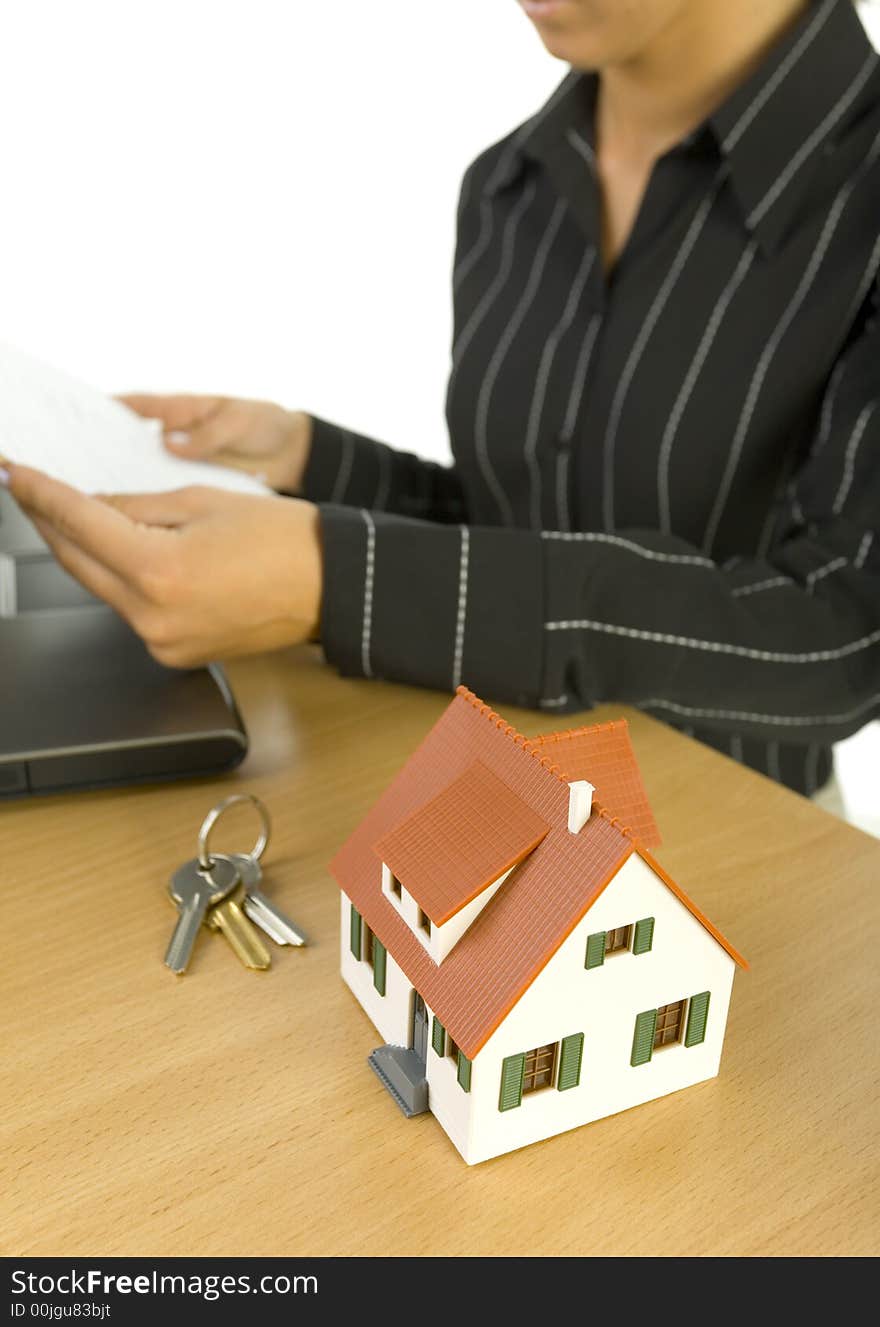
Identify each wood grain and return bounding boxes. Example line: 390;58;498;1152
2;646;878;1256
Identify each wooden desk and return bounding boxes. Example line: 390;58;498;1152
2;648;878;1257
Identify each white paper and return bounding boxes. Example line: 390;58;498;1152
0;341;270;497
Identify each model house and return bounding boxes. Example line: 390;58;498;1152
333;687;748;1166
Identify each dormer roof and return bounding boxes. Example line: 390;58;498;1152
374;760;549;926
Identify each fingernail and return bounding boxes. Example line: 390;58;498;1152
0;466;10;488
166;430;191;446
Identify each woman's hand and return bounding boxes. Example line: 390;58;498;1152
120;393;313;493
5;464;322;668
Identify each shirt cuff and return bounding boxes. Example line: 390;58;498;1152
300;415;386;507
319;505;545;708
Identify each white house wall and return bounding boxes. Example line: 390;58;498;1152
464;855;737;1165
340;892;475;1159
339;891;412;1050
423;999;474;1162
380;865;432;955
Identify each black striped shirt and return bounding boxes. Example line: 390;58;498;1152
303;0;880;797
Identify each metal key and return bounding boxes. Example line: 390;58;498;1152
206;889;271;970
232;852;309;947
165;854;240;974
242;897;292;948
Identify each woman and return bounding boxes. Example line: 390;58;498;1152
5;0;879;797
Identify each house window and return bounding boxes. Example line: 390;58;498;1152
586;917;653;969
444;1032;471;1091
390;874;402;898
654;1000;686;1049
359;925;386;994
522;1042;557;1094
604;924;632;955
418;907;432;937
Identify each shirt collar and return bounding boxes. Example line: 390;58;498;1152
709;0;879;253
484;0;879;256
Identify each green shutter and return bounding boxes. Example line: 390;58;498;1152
585;931;606;969
685;991;711;1046
632;917;655;955
457;1052;472;1093
631;1009;657;1066
431;1016;445;1056
372;939;387;996
499;1053;525;1111
557;1033;584;1091
349;904;362;959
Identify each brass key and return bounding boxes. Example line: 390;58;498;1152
207;890;271;970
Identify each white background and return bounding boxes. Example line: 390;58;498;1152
0;0;876;831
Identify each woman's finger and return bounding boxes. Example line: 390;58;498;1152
119;394;237;459
30;516;141;622
118;394;223;431
9;465;148;580
164;406;245;459
97;487;219;527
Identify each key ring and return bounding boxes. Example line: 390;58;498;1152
198;793;271;871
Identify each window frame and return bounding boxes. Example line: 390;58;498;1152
586;917;653;969
653;998;688;1051
522;1041;559;1095
604;923;633;956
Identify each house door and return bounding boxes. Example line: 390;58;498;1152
411;992;428;1063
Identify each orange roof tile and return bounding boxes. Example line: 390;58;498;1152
530;720;661;849
374;761;549;926
331;688;746;1060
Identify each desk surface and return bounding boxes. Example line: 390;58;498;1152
3;648;878;1257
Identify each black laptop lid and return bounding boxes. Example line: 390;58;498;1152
0;607;248;796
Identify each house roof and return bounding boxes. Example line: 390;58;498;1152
374;760;550;926
331;688;748;1060
529;720;661;849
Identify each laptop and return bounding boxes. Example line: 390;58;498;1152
0;492;248;798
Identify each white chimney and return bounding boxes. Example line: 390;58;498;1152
568;780;595;834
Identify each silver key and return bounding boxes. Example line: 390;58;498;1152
230;852;308;947
165;854;241;974
241;897;290;948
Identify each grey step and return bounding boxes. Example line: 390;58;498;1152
367;1045;429;1117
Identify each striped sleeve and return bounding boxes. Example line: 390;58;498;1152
318;297;880;747
320;509;543;702
301;415;466;523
